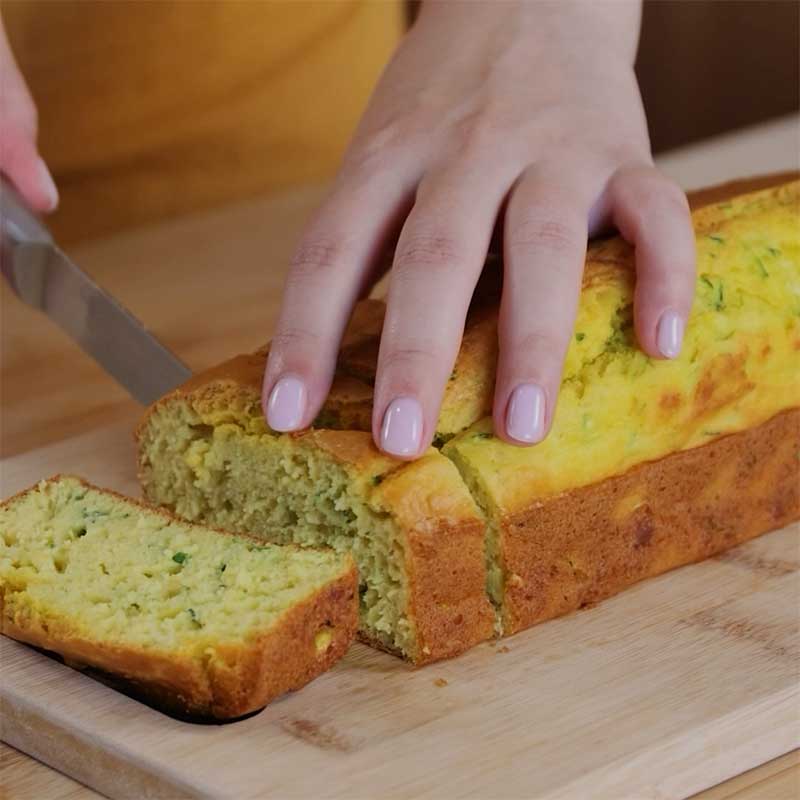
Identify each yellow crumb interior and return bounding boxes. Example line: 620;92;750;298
0;477;348;656
138;417;414;657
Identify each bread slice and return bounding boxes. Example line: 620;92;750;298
137;415;493;663
0;476;357;718
137;173;800;661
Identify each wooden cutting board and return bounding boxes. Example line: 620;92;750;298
1;418;798;800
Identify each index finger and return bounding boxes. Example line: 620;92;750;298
262;169;412;432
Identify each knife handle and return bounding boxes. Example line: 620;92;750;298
0;177;55;307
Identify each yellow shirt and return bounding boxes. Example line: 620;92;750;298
5;1;404;242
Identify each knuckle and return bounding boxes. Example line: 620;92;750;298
507;214;580;258
289;236;349;282
343;118;414;176
341;141;392;182
614;168;689;218
658;181;691;215
380;345;440;376
508;330;566;362
393;232;463;276
642;182;688;218
453;108;504;157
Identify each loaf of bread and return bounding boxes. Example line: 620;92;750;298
0;476;357;718
137;174;800;661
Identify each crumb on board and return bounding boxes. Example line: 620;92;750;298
497;646;510;654
433;678;448;688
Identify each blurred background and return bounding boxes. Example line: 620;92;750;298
4;0;799;245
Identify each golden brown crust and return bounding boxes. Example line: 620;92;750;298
378;452;495;663
133;299;387;444
360;172;799;437
313;375;375;431
1;477;358;719
403;516;494;663
304;428;399;475
202;568;357;717
685;170;799;209
2;567;357;719
293;433;495;663
500;407;800;635
1;613;213;715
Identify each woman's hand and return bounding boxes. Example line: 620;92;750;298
1;16;58;212
262;0;695;458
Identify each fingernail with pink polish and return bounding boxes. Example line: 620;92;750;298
266;375;306;431
380;397;423;457
506;384;546;444
36;157;59;211
656;310;685;359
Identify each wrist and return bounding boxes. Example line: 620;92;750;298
418;0;641;68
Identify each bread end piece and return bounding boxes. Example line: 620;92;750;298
500;408;800;634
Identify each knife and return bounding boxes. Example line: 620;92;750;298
0;178;192;405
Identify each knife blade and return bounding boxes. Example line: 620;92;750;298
1;178;192;405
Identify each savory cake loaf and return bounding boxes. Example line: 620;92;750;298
138;174;800;660
0;476;358;717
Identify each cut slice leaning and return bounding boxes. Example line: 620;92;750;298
0;476;357;718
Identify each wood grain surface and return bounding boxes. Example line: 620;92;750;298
2;744;797;800
0;742;100;800
1;116;799;798
3;0;403;242
1;420;798;799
